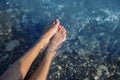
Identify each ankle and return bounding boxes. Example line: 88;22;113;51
45;50;56;60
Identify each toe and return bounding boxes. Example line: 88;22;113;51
53;19;60;27
61;26;66;34
62;33;66;41
58;25;63;31
62;29;66;35
58;25;62;29
59;26;64;34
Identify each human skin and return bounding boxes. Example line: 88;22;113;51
29;25;66;80
0;19;60;80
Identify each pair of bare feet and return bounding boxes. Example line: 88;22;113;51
42;19;66;59
0;19;66;80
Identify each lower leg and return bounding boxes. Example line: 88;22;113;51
29;53;54;80
0;19;60;80
29;25;66;80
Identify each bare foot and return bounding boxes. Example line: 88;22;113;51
38;19;60;51
45;25;66;59
41;19;60;41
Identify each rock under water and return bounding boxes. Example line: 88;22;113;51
0;0;120;80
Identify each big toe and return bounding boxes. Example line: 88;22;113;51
58;26;66;34
53;19;60;27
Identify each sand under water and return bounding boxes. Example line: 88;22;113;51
0;0;120;80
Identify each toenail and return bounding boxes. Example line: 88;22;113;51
58;25;61;28
56;19;59;23
60;25;62;28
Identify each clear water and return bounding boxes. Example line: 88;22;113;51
0;0;120;80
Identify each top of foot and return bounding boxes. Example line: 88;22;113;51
45;25;66;59
41;19;60;40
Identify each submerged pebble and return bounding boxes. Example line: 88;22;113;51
0;0;120;80
5;40;20;51
57;65;62;70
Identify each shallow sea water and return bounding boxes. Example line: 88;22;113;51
0;0;120;80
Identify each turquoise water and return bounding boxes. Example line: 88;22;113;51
0;0;120;80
